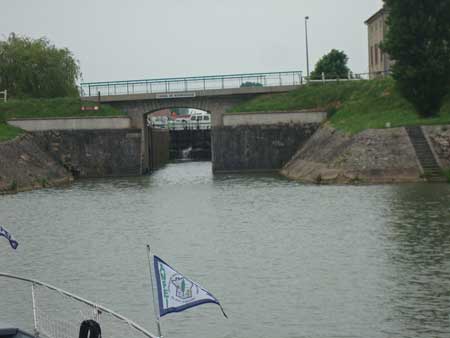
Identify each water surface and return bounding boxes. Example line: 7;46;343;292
1;161;450;338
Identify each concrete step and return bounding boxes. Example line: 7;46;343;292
406;126;444;182
427;178;447;182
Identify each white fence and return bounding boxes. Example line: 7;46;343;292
306;71;390;84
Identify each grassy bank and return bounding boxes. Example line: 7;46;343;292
229;78;450;134
445;170;450;183
0;97;125;119
0;123;23;142
0;97;125;142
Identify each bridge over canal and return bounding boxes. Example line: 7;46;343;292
80;70;303;128
9;71;325;177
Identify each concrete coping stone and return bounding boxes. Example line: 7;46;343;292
224;109;326;116
7;116;128;121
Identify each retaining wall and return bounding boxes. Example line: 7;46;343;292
281;125;423;184
0;134;72;193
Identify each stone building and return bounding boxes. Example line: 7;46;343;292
365;7;393;78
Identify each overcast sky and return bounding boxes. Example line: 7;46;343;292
1;0;383;83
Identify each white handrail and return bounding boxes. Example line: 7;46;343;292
0;90;7;102
0;272;158;338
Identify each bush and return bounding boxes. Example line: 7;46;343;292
310;49;351;80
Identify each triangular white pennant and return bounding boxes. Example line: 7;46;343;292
153;255;227;318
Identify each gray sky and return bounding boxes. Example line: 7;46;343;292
1;0;382;83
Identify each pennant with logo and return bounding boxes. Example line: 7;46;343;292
153;255;227;318
0;226;18;250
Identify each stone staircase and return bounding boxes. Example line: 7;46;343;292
406;126;445;182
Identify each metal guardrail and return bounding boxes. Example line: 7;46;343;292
80;71;303;97
79;70;390;98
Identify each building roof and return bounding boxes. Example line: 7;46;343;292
364;7;386;25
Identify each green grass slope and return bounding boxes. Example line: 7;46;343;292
229;78;450;134
445;169;450;183
0;123;23;142
0;97;125;119
0;97;126;141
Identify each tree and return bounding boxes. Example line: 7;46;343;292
382;0;450;117
0;33;81;98
310;49;351;80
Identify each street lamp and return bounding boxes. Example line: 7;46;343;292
305;16;310;81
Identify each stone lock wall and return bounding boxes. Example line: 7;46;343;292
148;128;170;170
212;124;320;172
33;129;142;178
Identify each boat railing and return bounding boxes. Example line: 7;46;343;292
0;272;157;338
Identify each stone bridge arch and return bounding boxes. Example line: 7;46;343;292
108;95;254;129
106;95;253;174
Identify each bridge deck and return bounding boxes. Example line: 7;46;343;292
80;70;303;98
83;85;301;103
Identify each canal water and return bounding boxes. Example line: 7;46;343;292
1;161;450;338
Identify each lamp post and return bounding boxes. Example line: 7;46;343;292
305;16;310;81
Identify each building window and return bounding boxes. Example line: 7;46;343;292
370;46;374;66
374;44;377;65
375;44;379;65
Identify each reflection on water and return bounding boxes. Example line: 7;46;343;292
383;185;450;337
0;161;449;338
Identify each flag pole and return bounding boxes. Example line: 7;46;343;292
146;245;163;338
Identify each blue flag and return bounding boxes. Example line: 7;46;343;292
0;226;18;250
154;255;227;318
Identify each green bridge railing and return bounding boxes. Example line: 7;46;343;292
80;70;303;97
